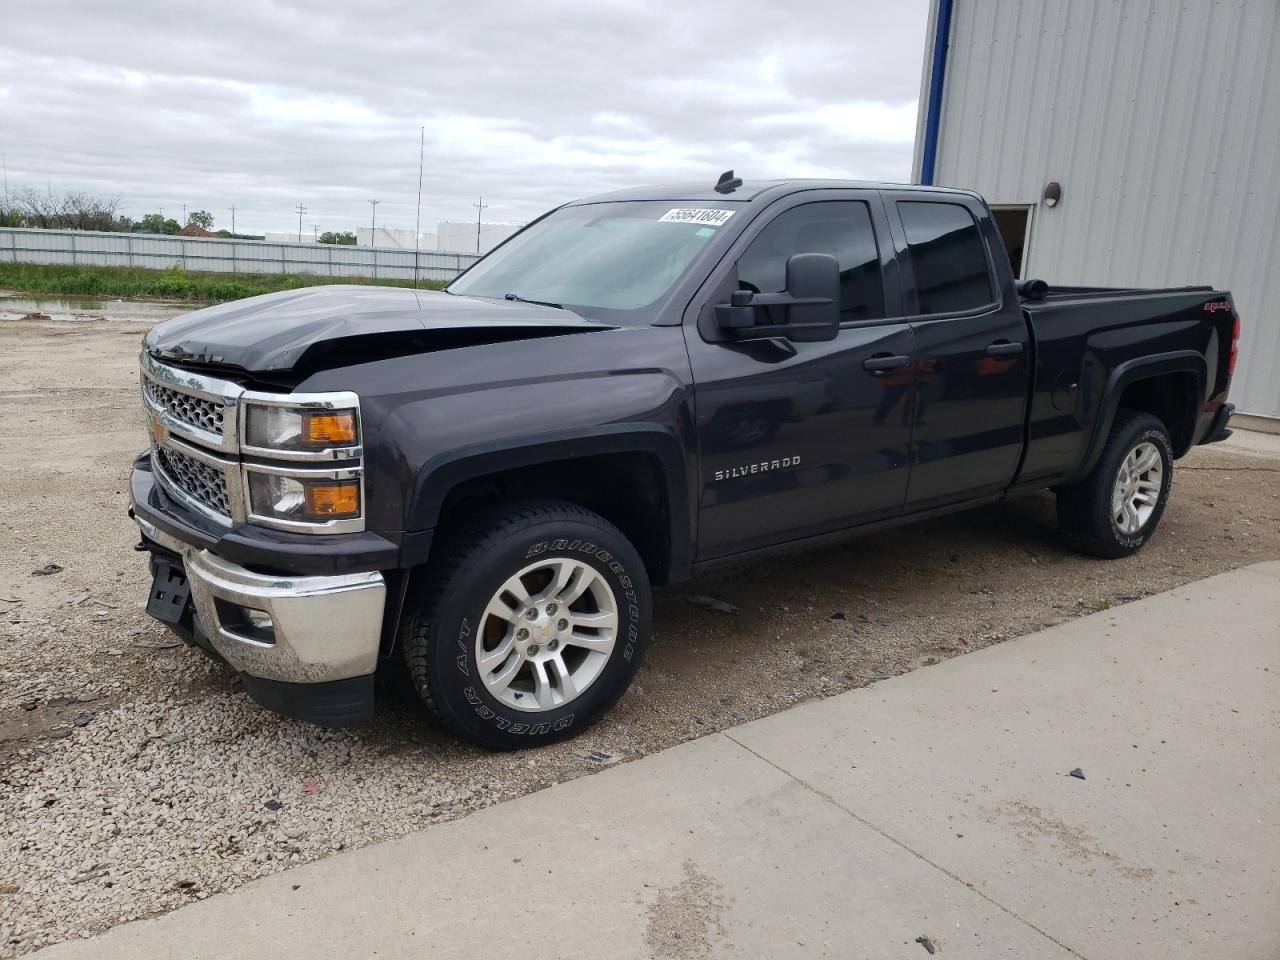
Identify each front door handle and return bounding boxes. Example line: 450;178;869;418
986;340;1024;357
863;354;911;374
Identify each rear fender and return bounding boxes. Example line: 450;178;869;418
1069;350;1206;483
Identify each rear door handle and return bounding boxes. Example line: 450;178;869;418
862;354;911;374
986;340;1024;357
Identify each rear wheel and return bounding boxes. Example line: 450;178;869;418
1056;410;1173;558
401;500;650;749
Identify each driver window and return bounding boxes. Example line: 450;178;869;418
737;201;886;322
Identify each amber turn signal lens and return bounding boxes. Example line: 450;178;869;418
303;481;360;517
304;411;357;445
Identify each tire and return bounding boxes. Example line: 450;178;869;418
1056;410;1174;558
401;499;651;749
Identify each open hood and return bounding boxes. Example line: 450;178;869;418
144;286;615;375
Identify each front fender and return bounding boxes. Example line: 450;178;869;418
381;368;697;581
406;425;694;583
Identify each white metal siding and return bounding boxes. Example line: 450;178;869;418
918;0;1280;418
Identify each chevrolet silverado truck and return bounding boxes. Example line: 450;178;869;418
130;175;1239;748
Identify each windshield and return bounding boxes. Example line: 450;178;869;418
447;200;738;324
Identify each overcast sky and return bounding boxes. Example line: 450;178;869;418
0;0;929;236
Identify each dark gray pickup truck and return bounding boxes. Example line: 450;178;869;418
131;175;1239;747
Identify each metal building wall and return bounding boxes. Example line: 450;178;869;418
914;0;1280;419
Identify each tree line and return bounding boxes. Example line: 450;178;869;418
1;189;357;243
0;189;252;237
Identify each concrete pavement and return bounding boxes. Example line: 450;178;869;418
36;562;1280;959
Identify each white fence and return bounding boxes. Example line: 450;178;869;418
0;228;484;283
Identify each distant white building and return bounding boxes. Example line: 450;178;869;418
436;221;523;255
350;221;524;253
356;227;426;250
264;231;318;244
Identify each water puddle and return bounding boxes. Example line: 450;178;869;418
0;290;197;324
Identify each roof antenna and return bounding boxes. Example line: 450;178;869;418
714;169;743;194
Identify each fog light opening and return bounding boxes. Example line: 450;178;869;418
214;598;277;645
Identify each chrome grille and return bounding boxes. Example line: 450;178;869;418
154;445;232;518
145;379;225;437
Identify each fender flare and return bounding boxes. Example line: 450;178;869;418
405;424;694;582
1070;350;1206;483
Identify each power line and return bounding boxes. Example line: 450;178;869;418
473;196;488;253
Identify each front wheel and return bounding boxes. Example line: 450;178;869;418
401;500;651;749
1056;410;1174;558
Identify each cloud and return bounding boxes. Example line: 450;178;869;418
0;0;929;236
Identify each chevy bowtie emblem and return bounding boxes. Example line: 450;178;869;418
147;409;168;445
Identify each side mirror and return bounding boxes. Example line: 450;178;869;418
715;252;840;342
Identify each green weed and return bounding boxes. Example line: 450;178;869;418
0;262;446;303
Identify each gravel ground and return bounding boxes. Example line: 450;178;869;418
2;315;1278;955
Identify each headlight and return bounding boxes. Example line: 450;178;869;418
246;470;362;525
243;401;359;454
238;391;364;533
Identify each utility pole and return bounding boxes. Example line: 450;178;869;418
295;202;307;242
229;204;237;235
368;199;380;246
473;196;488;253
182;204;187;226
413;126;424;287
310;223;319;242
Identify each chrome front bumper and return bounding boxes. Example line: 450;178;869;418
134;515;386;684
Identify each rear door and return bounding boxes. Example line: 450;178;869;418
684;190;917;560
883;192;1030;509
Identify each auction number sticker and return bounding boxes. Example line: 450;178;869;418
659;208;735;227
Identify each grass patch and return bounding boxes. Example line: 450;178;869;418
0;262;446;303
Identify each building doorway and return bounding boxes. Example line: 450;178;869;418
990;205;1033;278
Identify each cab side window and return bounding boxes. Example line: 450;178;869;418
897;201;994;314
737;201;886;322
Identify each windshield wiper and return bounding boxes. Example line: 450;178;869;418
504;292;563;310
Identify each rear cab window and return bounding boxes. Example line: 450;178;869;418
896;200;995;314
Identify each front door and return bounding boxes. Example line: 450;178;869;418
886;194;1030;509
685;194;917;561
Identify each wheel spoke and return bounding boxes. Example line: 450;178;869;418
568;610;617;630
540;559;581;602
482;648;524;694
1134;447;1160;474
567;632;611;654
482;595;522;626
477;635;516;673
497;572;533;607
547;655;576;700
558;566;595;606
529;659;556;709
1124;501;1141;531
